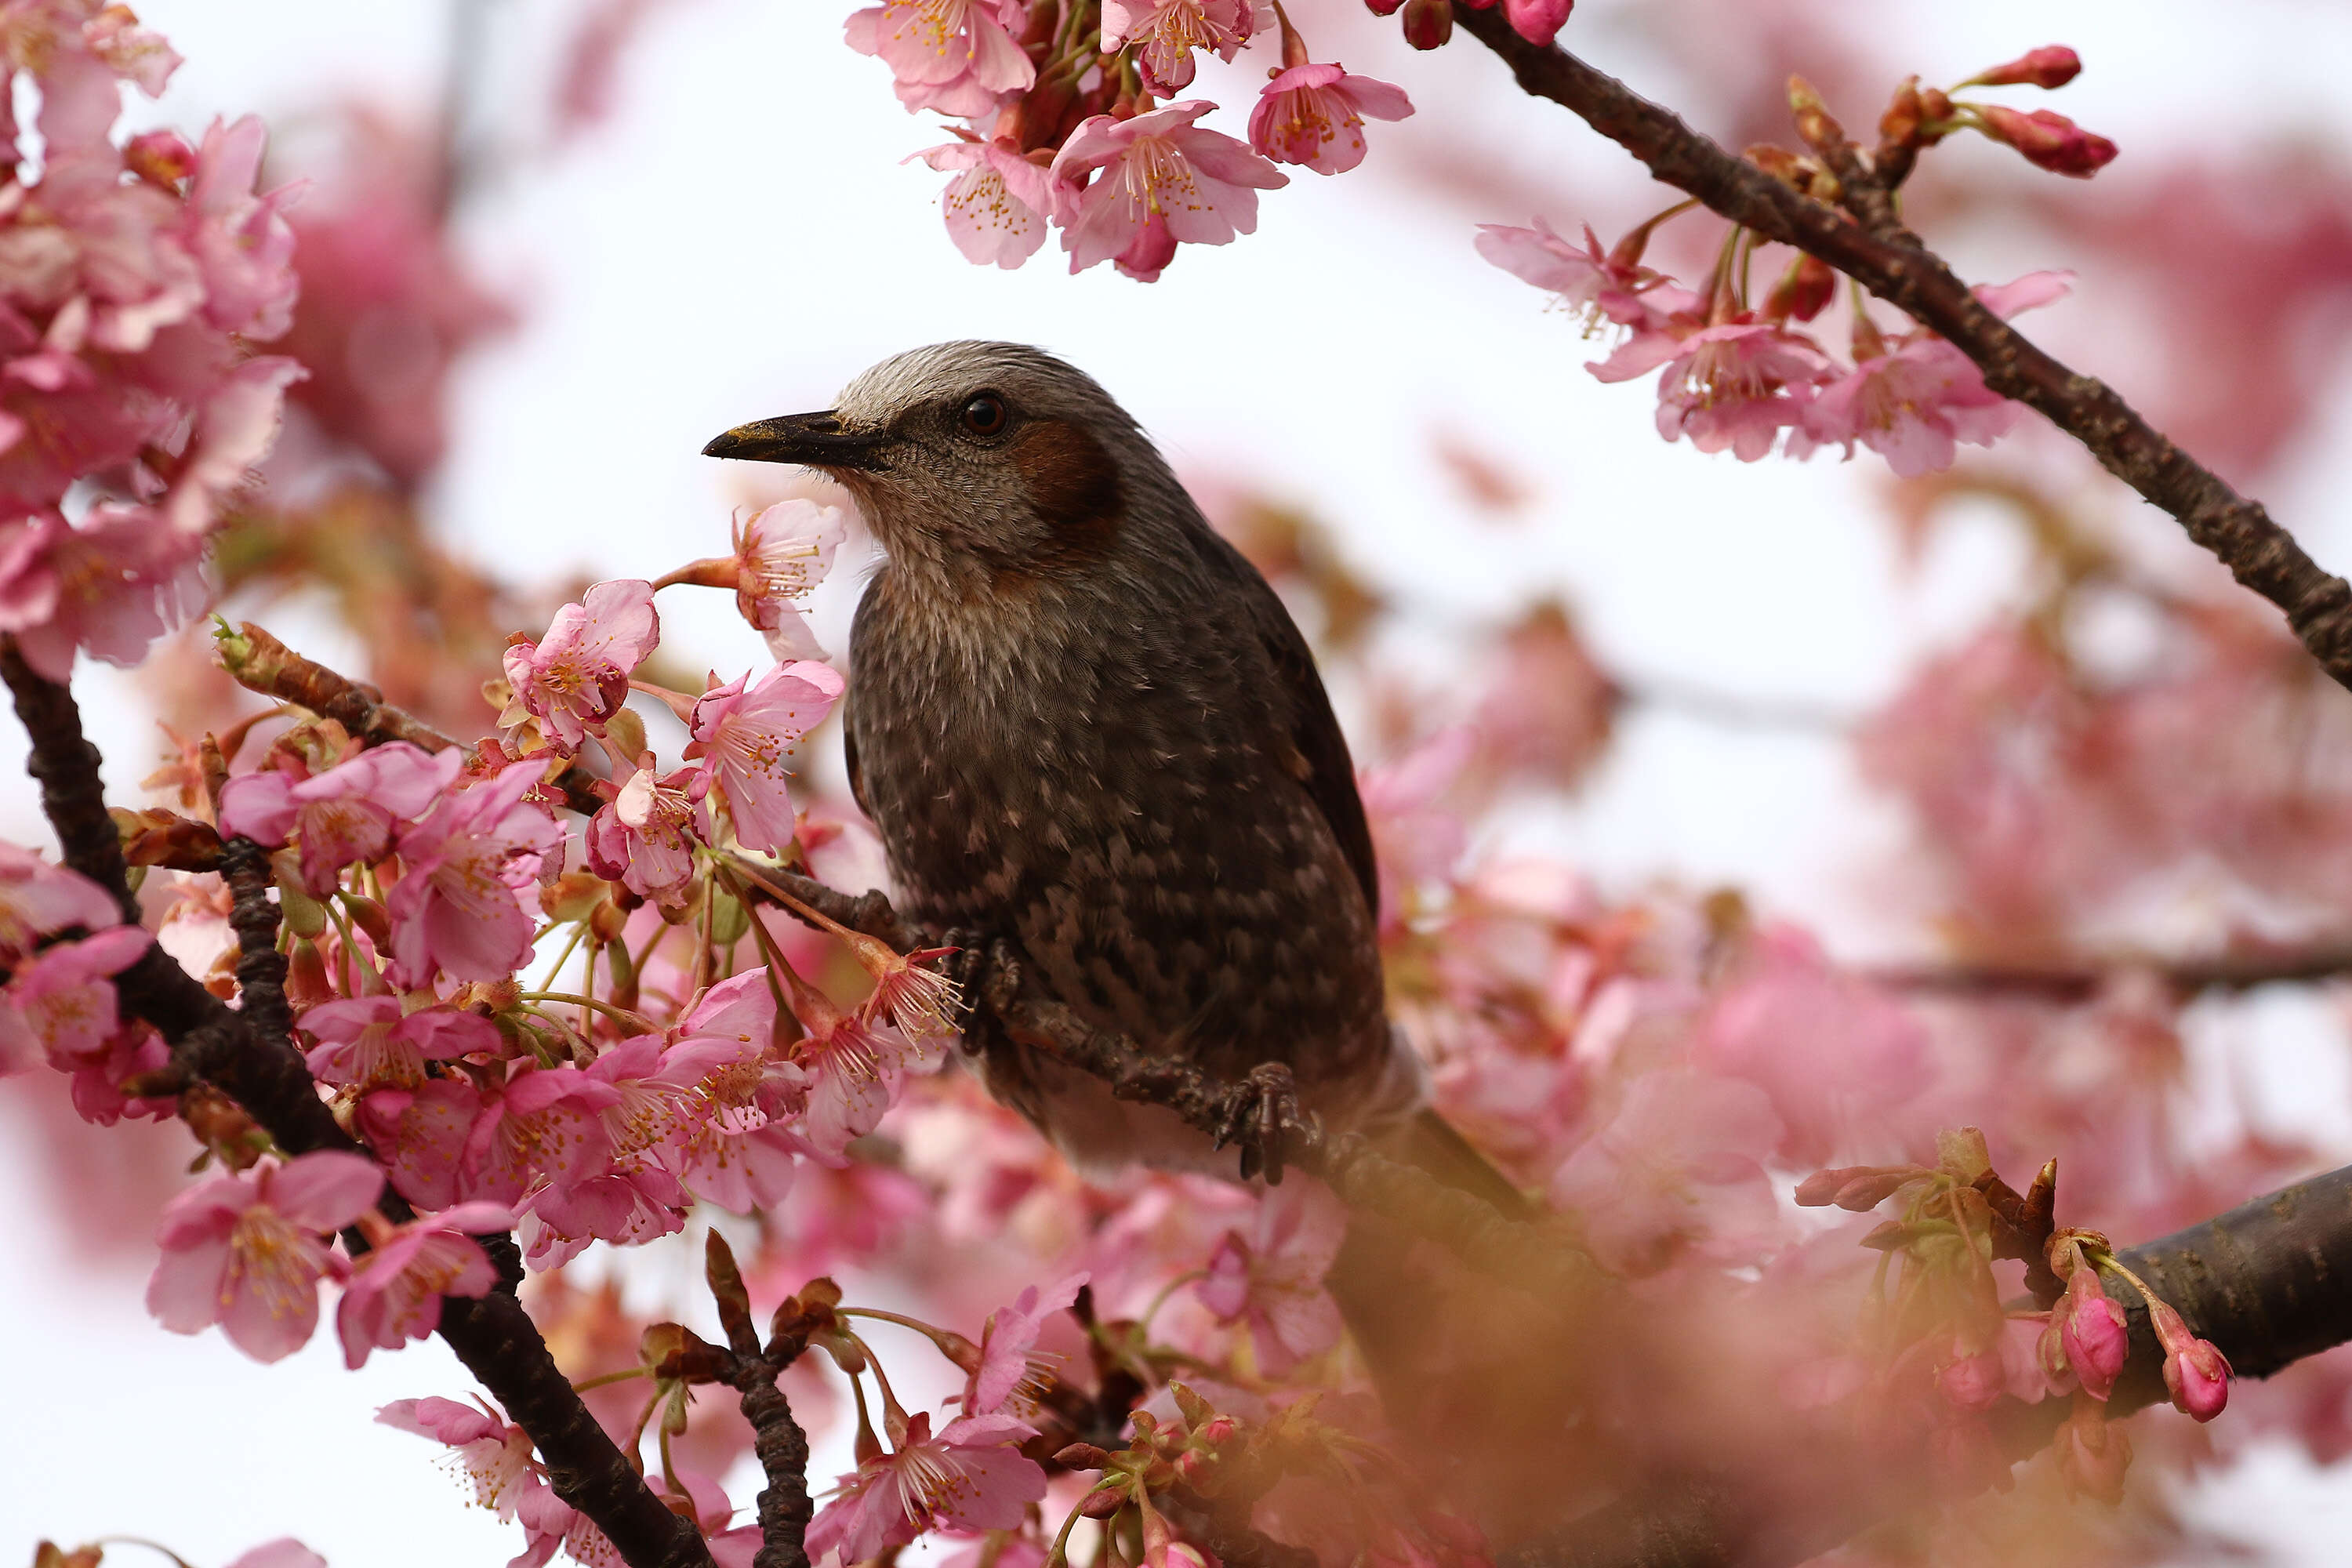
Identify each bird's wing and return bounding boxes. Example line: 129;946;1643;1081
844;717;869;822
1200;530;1381;916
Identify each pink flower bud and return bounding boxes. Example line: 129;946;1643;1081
125;129;195;189
1400;0;1453;49
2058;1266;2129;1400
1196;1416;1238;1446
1503;0;1572;46
2147;1298;2230;1421
1977;105;2118;178
2054;1398;2132;1504
1936;1342;2004;1412
1970;46;2082;90
1365;0;1405;13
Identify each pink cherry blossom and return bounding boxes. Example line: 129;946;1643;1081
1548;1067;1785;1276
1593;317;1834;463
686;661;846;854
844;0;1034;118
0;840;121;963
1496;0;1572;47
384;760;566;986
1198;1180;1347;1374
2;924;152;1069
965;1271;1086;1416
1248;64;1413;175
805;1411;1047;1564
585;764;711;903
1475;218;1664;328
919;140;1065;270
1102;0;1264;95
784;967;944;1161
1051;102;1288;282
335;1200;512;1368
219;741;464;896
0;506;208;681
377;1395;549;1519
461;1065;623;1207
501;579;661;754
299;996;499;1094
669;970;811;1212
360;1076;483;1211
1788;272;2071;478
521;1160;687;1269
146;1150;384;1363
730;497;848;658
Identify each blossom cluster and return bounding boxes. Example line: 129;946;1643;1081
848;0;1429;278
1480;48;2116;477
0;0;303;681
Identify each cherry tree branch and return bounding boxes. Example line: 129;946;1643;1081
0;642;713;1568
1491;1162;2352;1568
1449;10;2352;693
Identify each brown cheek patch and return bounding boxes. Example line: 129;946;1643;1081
1009;418;1124;564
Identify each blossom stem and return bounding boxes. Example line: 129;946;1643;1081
519;990;657;1034
573;1368;652;1392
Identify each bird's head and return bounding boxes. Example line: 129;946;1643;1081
704;341;1165;584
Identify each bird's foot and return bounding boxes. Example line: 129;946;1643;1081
1211;1062;1314;1186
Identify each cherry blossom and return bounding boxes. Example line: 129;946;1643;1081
0;506;209;681
782;960;944;1161
147;1151;384;1363
1476;220;1665;325
964;1272;1086;1415
383;760;566;986
686;660;846;854
844;0;1034;118
1102;0;1264;96
918;140;1065;270
1548;1068;1784;1276
219;740;464;897
501;579;661;754
378;1395;549;1519
2149;1296;2230;1421
730;498;848;658
461;1066;624;1207
1051;103;1288;282
1596;318;1835;463
335;1201;513;1368
805;1411;1047;1564
668;970;812;1212
0;840;121;963
2;924;152;1071
1198;1181;1347;1374
220;1541;325;1568
585;764;711;903
1250;64;1414;174
2051;1264;2129;1400
1788;273;2072;477
299;996;499;1094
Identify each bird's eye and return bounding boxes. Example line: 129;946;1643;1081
960;393;1008;437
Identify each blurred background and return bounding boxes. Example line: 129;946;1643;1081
6;1;2352;1563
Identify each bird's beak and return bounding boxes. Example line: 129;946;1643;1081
702;411;891;470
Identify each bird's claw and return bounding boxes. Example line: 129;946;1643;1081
1212;1062;1308;1185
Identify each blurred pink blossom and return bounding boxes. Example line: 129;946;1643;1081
1548;1067;1784;1276
966;1271;1087;1415
1198;1180;1347;1375
0;506;208;681
378;1395;548;1519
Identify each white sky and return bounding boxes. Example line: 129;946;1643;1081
5;2;2352;1564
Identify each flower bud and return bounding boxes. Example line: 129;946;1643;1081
1967;45;2082;90
1365;0;1405;13
1400;0;1452;49
1878;78;1922;149
285;939;332;1008
2057;1265;2128;1400
1080;1486;1128;1519
1976;104;2118;178
2054;1396;2132;1504
1787;74;1844;157
124;129;194;189
1055;1443;1115;1470
1196;1416;1239;1447
2147;1298;2230;1421
1174;1447;1214;1486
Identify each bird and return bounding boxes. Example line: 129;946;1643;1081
703;341;1520;1214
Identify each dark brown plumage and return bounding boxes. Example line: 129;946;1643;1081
703;343;1478;1190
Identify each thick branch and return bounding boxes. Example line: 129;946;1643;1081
1450;12;2352;692
0;644;711;1568
1867;940;2352;999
